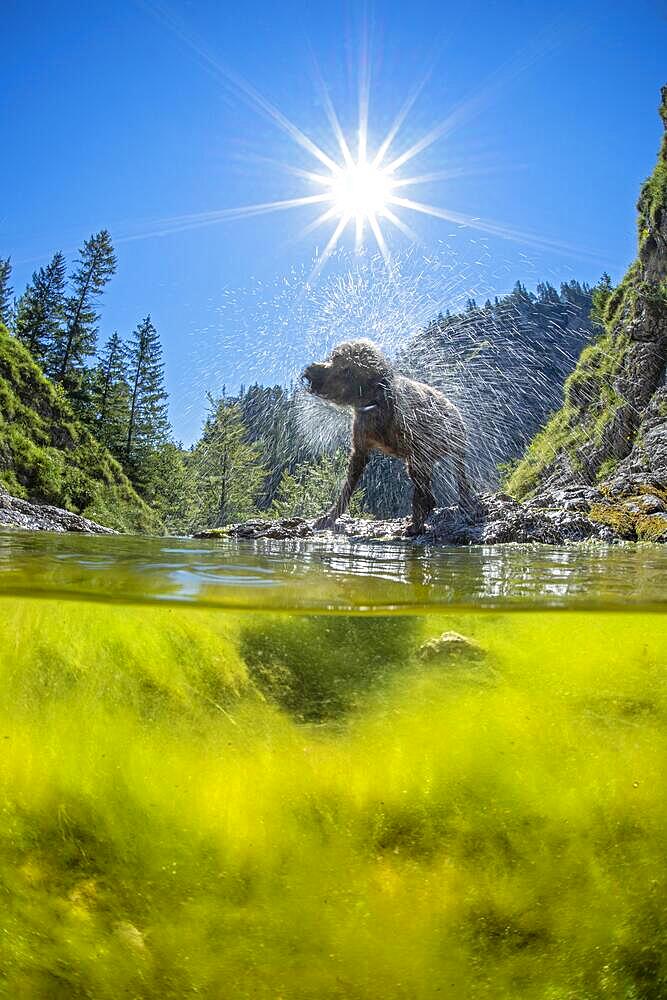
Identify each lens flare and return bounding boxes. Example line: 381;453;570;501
130;5;601;275
329;161;394;227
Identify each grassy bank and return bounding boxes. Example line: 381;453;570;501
0;600;665;998
0;324;160;533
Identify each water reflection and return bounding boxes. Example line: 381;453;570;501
0;528;665;611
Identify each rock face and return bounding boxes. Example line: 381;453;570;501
0;487;117;534
197;485;667;545
506;86;667;500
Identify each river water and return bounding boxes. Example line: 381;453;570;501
0;529;665;998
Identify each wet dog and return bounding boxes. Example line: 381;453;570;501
302;339;476;534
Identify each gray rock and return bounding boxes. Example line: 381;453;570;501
208;486;666;546
0;488;116;535
623;494;665;514
418;632;485;662
523;486;604;512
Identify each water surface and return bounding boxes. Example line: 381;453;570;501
0;530;665;999
1;528;665;611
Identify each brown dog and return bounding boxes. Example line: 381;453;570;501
302;339;476;534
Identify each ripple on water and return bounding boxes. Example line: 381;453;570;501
0;528;665;612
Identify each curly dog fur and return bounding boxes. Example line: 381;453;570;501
302;339;476;533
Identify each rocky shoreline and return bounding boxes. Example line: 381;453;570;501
3;481;665;545
196;482;667;545
0;488;117;535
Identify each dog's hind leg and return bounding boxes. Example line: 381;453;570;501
451;449;477;517
407;460;436;535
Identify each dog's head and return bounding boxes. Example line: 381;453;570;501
301;339;392;407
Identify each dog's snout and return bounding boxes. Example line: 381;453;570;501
302;363;324;389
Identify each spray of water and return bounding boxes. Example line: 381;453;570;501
186;242;592;508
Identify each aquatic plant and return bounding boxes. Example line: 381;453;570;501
0;598;665;998
240;613;418;720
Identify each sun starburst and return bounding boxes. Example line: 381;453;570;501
128;4;601;271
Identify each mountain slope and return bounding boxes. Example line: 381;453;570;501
0;323;161;533
507;86;667;499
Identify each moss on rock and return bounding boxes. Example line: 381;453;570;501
587;482;667;542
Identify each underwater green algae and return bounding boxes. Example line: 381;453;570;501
0;599;665;999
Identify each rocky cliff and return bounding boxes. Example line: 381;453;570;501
507;86;667;504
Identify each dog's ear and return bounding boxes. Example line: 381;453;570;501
337;340;390;383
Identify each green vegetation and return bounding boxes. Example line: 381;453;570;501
2;231;191;532
506;91;667;500
504;269;643;499
0;324;160;532
189;394;267;531
0;598;664;998
501;296;633;498
638;91;667;244
270;450;366;519
504;260;639;499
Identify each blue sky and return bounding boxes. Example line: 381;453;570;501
2;0;667;442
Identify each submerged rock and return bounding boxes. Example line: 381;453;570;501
114;920;148;955
418;632;486;662
0;487;116;535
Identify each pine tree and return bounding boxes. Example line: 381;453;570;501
192;395;265;528
125;316;170;483
590;272;614;328
14;252;66;366
51;230;116;389
536;281;560;304
92;332;130;458
141;442;195;534
270;451;365;518
0;258;12;327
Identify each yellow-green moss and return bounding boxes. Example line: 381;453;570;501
588;502;636;538
588;492;667;542
636;513;667;541
0;600;665;998
194;527;231;539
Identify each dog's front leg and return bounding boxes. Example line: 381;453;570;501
313;448;368;530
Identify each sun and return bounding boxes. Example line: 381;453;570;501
328;160;394;227
138;8;589;272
